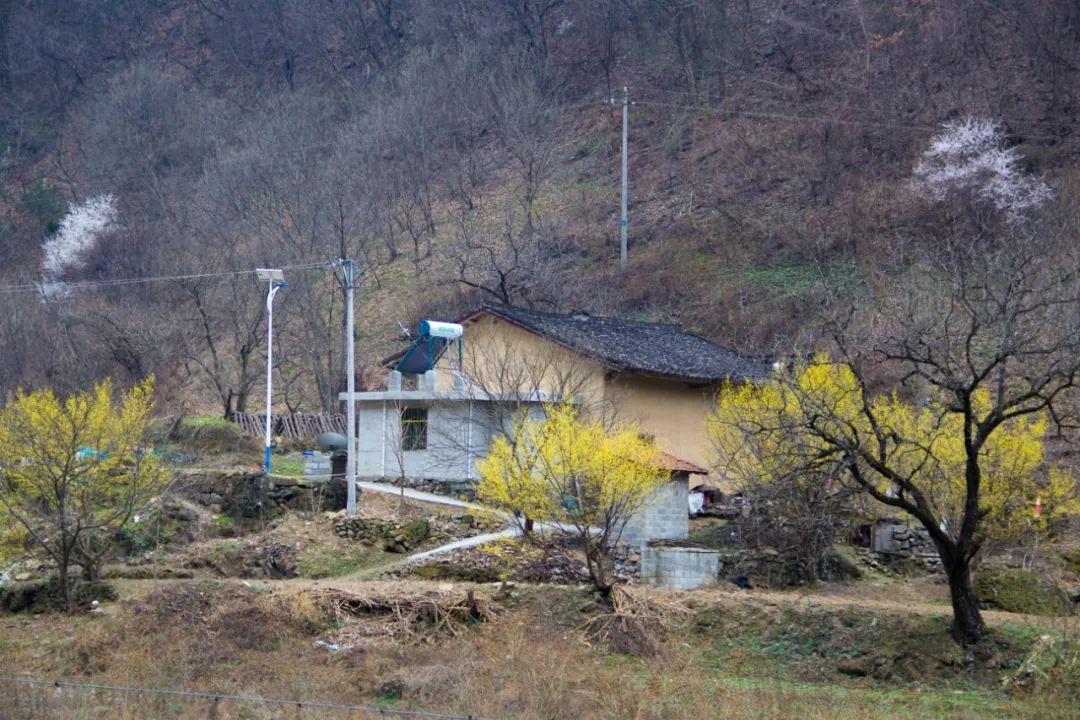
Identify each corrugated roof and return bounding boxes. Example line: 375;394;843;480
461;303;770;383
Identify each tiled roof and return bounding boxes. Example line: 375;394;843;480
461;303;770;383
654;451;709;475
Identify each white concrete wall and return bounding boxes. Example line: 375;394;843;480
356;401;478;482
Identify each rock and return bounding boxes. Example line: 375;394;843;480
837;659;870;677
161;498;200;522
974;568;1073;616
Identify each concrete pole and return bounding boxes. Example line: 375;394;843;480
264;282;284;473
620;85;629;269
344;259;358;517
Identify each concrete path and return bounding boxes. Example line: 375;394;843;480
355;480;517;563
354;480;591;565
404;528;520;563
356;481;488;512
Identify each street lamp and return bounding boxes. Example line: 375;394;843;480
257;268;286;473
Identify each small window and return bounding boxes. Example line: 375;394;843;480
400;407;428;451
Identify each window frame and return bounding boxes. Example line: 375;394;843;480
400;406;428;452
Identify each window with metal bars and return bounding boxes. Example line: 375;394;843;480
400;407;428;451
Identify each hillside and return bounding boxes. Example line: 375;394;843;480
2;0;1079;412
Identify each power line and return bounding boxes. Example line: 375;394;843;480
1;677;487;719
632;97;1080;144
635;86;1080;134
0;262;334;297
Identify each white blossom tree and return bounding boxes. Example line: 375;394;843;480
913;118;1052;223
39;194;118;296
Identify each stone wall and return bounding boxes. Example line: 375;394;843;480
640;544;721;590
871;521;942;573
873;522;936;557
621;478;690;548
171;469;346;529
716;547;807;588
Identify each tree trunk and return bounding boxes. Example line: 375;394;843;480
943;552;986;645
583;540;614;601
58;552;73;614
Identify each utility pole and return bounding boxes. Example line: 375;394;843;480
620;85;629;269
341;259;358;517
256;269;286;473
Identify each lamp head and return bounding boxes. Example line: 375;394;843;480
256;268;285;284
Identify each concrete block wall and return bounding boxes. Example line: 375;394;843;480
640;545;721;590
303;453;331;478
621;478;689;548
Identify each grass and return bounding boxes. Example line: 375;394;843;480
0;579;1076;719
741;262;859;297
296;547;392;579
271;454;306;478
180;415;233;428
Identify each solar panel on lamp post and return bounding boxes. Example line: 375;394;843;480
256;268;286;473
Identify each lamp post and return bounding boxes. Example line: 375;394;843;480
257;268;286;473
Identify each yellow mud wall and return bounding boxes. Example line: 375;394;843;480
433;314;606;406
604;374;718;477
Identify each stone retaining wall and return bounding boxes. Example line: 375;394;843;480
171;469;346;529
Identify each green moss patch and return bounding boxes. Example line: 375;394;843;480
974;568;1074;617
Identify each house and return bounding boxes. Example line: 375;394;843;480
340;303;767;542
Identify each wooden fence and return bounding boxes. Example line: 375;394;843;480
230;412;346;440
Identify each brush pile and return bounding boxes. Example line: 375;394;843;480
581;584;692;657
313;586;502;647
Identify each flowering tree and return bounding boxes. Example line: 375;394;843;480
713;351;1078;645
0;378;163;611
912;117;1052;223
39;193;118;296
476;403;668;596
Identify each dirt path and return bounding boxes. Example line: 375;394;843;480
672;583;1076;632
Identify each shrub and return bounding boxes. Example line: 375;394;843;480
19;180;65;233
173;419;259;456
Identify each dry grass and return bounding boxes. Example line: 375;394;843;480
1;578;1076;719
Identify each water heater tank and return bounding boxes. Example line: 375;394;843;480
419;320;464;340
316;432;347;453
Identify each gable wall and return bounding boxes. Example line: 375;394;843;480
604;374;718;476
434;314;607;406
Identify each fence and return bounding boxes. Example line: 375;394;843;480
231;412;346;440
1;677;487;720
